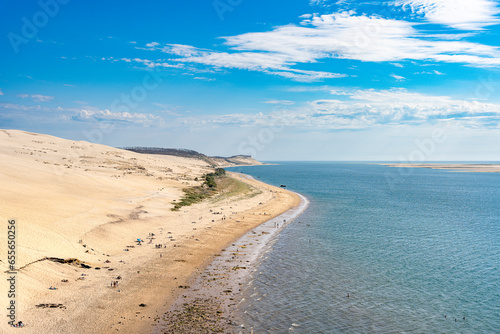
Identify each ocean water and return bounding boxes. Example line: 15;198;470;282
226;163;500;334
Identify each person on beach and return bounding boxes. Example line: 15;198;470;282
12;321;24;327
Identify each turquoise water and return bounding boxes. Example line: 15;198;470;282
226;163;500;333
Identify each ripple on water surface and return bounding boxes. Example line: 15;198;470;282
228;163;500;334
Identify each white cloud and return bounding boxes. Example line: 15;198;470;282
225;12;500;65
314;88;500;124
151;103;185;116
72;109;163;126
165;47;345;81
140;11;500;81
264;68;346;81
262;100;296;105
193;88;500;130
0;88;4;95
193;77;215;81
17;94;54;102
396;0;500;30
415;69;445;75
0;101;166;128
391;74;406;81
120;57;183;68
287;85;337;93
32;95;54;102
145;42;160;48
309;0;329;6
0;102;48;112
138;43;347;81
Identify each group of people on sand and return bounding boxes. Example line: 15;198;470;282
12;320;24;328
110;281;119;288
155;244;164;248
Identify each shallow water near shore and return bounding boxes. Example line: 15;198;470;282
227;162;500;333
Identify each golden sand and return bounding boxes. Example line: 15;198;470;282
383;163;500;173
0;130;299;333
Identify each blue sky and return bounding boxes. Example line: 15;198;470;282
1;0;500;160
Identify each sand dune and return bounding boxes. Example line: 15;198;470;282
0;129;298;333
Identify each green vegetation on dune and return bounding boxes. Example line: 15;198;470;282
172;187;215;211
171;168;226;211
170;168;260;210
212;176;251;200
204;168;226;188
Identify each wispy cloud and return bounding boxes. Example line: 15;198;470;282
71;109;163;126
0;102;50;112
415;70;445;75
191;88;500;130
391;74;406;81
143;43;346;82
0;88;4;96
137;11;500;82
312;88;500;127
120;57;183;68
396;0;500;30
17;94;54;102
193;76;215;81
3;88;499;131
151;103;185;116
262;100;296;105
0;102;164;128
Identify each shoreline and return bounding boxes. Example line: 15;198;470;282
381;163;500;173
151;176;309;333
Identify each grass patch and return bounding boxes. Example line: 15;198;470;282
171;169;262;210
171;168;226;211
171;186;216;211
211;176;261;202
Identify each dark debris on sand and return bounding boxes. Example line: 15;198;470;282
159;297;232;333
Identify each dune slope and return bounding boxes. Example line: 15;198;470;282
0;130;298;333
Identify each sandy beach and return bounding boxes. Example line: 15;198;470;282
0;130;300;333
382;163;500;173
153;192;309;333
